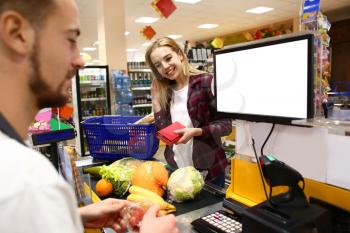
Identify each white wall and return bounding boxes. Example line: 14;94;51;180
235;120;350;190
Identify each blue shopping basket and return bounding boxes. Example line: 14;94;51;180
81;115;159;161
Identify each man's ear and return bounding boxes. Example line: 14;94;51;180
0;11;35;56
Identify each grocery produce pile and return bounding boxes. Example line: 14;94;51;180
84;157;205;215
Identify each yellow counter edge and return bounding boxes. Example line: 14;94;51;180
84;183;102;233
226;156;350;212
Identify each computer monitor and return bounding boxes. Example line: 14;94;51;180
214;33;314;125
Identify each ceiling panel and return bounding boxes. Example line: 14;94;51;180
76;0;350;62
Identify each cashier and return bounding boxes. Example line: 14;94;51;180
0;1;178;233
145;37;232;187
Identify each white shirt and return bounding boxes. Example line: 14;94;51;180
0;132;83;233
170;85;194;168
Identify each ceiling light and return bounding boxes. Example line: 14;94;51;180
168;34;183;39
174;0;201;3
125;31;130;36
126;49;138;52
93;41;100;46
135;17;159;24
80;53;92;62
142;42;152;47
83;47;96;52
246;6;274;14
197;24;218;29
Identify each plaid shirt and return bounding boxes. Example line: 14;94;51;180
154;73;232;180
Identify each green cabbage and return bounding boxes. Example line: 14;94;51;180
167;166;204;202
99;164;133;196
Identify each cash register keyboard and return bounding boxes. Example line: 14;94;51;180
191;210;242;233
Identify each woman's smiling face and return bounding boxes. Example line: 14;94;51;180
150;46;184;81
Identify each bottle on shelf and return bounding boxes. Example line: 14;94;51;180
113;70;131;90
112;70;134;116
116;89;133;105
127;62;153;115
134;106;152;116
116;104;134;116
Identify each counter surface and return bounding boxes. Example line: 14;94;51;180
88;176;225;233
103;202;223;233
176;202;223;233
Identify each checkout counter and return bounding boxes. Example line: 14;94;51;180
85;171;225;233
68;143;350;233
103;203;226;233
72;152;229;233
77;155;350;233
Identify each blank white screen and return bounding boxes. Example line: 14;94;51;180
215;39;308;118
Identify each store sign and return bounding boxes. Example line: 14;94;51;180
302;0;320;22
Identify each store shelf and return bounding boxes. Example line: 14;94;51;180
128;68;151;72
133;103;152;108
82;116;95;120
292;117;350;135
80;80;106;85
132;86;151;91
81;97;107;102
127;63;152;115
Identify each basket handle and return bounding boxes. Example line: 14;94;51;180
81;117;101;125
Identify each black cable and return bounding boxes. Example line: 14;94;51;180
301;178;305;190
260;123;276;201
261;123;275;158
269;186;273;200
252;123;275;202
252;138;269;200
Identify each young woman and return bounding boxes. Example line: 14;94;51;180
145;37;232;187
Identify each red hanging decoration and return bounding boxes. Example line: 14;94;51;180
151;0;177;18
141;25;156;40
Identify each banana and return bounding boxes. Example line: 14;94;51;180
129;186;164;202
83;166;102;178
127;193;176;211
159;208;176;216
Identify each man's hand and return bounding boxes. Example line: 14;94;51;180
78;198;130;233
140;205;179;233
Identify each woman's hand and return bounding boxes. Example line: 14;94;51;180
174;127;203;144
140;205;179;233
78;198;130;233
151;81;161;113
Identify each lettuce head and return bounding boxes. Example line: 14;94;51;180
167;166;204;202
99;164;133;196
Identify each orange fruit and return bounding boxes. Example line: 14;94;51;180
151;162;168;186
95;178;113;197
131;161;168;197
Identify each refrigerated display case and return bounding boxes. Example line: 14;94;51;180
72;65;111;156
127;62;152;116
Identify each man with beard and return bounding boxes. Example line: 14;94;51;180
0;1;179;233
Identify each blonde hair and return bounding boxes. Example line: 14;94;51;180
145;37;205;110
